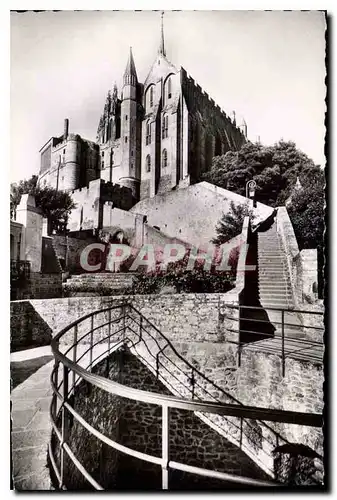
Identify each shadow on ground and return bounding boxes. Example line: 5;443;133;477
10;355;53;391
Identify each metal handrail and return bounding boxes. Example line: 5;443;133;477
226;303;324;316
49;302;323;490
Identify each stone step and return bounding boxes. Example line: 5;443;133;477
259;273;286;279
261;298;292;309
258;262;286;268
260;290;290;297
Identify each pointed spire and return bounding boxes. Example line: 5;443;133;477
159;11;166;57
124;47;138;86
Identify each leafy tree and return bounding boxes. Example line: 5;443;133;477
10;175;76;233
202;140;320;207
212;201;253;245
203;140;325;251
287;166;325;296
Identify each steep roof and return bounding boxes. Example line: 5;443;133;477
124;47;138;81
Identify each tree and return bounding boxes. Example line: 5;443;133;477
10;175;76;233
287;166;325;296
212;201;252;245
202;140;319;207
203;140;325;251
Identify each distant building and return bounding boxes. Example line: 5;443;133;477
38;118;99;192
38;14;247;204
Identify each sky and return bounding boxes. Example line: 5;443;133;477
10;10;326;183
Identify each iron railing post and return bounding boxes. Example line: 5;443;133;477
90;315;94;371
239;417;243;448
108;308;111;355
60;364;69;489
122;303;126;342
191;368;195;399
281;310;285;377
72;325;78;393
162;404;170;490
53;359;59;418
139;315;143;341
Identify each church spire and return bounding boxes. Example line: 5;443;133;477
123;47;138;86
159;11;166;57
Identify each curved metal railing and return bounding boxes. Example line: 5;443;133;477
49;302;322;490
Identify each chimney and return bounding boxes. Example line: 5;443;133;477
64;118;69;140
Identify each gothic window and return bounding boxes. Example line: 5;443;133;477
150;86;154;107
162;115;168;139
107;119;112;140
63;149;66;154
146;154;151;172
168;77;172;99
102;151;104;157
125;136;128;143
125;115;128;121
131;150;134;157
146;121;151;145
162;149;168;168
101;161;104;169
115;116;121;139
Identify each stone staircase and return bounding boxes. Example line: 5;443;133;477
256;221;304;341
63;272;137;296
258;222;294;310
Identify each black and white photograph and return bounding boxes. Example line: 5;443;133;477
9;9;326;491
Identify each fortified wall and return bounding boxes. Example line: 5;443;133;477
132;182;274;249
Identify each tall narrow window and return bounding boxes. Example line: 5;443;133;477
150;86;154;107
107;119;112;140
146;121;151;145
162;115;168;138
162;115;166;139
146;155;151;172
168;77;172;99
101;161;104;170
162;149;168;168
125;136;128;143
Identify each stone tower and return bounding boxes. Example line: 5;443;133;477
120;47;141;199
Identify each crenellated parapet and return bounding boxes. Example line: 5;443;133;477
180;67;246;146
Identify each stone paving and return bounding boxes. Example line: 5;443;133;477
10;343;112;490
11;347;53;490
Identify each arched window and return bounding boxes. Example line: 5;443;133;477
162;115;168;139
146;121;151;145
146;155;151;172
150;87;154;107
167;77;172;99
162;149;168;168
101;161;104;170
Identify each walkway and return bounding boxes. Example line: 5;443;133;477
11;346;53;490
11;343;112;490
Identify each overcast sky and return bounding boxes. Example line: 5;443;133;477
10;10;326;183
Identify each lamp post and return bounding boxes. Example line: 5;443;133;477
246;180;257;208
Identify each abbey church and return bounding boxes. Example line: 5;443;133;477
38;15;247;204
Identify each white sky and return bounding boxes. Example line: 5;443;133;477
10;10;326;183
